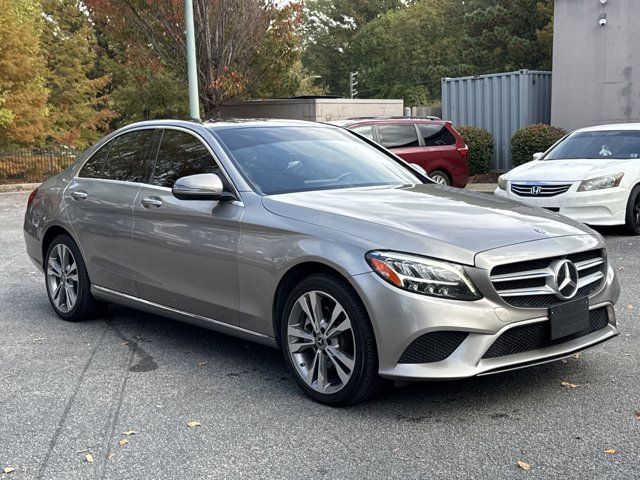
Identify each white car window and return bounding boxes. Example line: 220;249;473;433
545;130;640;160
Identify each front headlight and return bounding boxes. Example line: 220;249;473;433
577;173;624;191
365;251;481;301
497;175;507;190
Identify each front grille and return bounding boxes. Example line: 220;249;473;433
511;183;572;197
482;307;609;359
398;331;468;364
490;249;606;308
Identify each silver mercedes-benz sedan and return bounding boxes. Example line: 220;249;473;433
24;119;620;406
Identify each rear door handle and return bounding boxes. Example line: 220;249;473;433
141;197;163;208
70;191;88;201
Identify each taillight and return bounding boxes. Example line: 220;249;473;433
457;146;469;156
27;187;38;207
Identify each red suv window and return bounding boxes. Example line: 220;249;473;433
418;124;456;146
377;124;420;148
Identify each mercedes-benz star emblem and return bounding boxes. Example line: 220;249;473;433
551;259;579;300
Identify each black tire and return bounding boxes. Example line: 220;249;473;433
623;185;640;235
280;273;381;406
429;169;451;186
44;234;106;321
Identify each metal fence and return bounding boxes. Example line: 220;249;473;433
0;148;83;184
442;70;552;171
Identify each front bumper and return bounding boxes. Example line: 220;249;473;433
350;236;620;381
495;185;628;226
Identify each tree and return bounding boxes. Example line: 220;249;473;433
86;0;303;118
461;0;553;73
41;0;114;147
302;0;404;96
346;0;474;104
0;0;49;147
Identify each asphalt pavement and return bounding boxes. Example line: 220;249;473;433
0;191;638;479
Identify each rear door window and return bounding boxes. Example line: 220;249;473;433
419;124;456;146
351;125;374;141
151;129;219;188
377;124;420;148
79;143;110;178
101;129;156;182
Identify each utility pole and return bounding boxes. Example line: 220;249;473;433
349;71;359;99
185;0;200;121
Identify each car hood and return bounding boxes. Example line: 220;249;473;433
262;184;594;265
506;159;632;182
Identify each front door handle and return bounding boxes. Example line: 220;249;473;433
141;197;163;208
70;191;88;201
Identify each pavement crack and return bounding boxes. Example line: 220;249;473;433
36;323;109;480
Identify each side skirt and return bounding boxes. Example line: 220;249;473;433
91;285;278;349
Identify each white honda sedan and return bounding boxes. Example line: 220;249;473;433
496;124;640;234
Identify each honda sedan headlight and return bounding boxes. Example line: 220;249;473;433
577;173;624;191
365;251;481;300
497;175;507;190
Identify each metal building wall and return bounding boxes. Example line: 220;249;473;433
442;70;552;171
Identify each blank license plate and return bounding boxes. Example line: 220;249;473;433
549;296;589;340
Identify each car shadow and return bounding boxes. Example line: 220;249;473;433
97;304;587;416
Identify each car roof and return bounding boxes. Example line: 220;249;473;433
122;118;331;132
329;118;448;127
574;123;640;133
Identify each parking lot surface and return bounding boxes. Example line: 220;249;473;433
1;191;638;479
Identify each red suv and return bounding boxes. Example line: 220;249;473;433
334;118;469;188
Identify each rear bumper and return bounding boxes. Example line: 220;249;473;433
495;186;628;226
23;227;43;272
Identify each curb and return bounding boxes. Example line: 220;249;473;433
465;183;497;193
0;183;41;193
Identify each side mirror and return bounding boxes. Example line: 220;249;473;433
532;152;544;161
172;173;232;201
410;163;427;176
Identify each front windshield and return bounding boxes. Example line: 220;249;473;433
214;126;421;194
545;130;640;160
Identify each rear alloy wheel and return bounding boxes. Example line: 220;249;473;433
281;274;380;406
429;169;451;186
624;185;640;235
45;234;106;321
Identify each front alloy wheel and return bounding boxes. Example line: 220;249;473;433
287;290;356;394
281;274;380;406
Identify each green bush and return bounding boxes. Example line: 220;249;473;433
511;124;568;167
456;126;494;176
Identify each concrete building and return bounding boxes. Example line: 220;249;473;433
219;98;404;122
552;0;640;130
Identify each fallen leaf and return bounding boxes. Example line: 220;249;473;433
85;453;94;463
197;361;208;367
517;460;531;471
187;421;201;428
3;467;15;474
561;381;580;388
122;430;138;436
121;341;130;346
107;453;114;460
605;448;618;455
119;439;129;446
635;410;640;421
573;353;581;360
627;304;634;310
617;266;624;272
